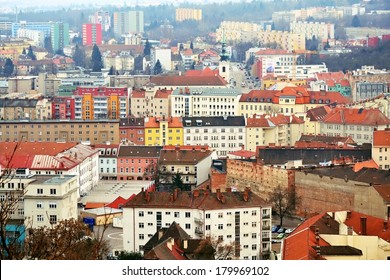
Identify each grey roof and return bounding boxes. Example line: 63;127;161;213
172;87;240;96
0;98;39;108
315;246;362;256
183;116;245;127
118;145;163;158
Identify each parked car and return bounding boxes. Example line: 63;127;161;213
285;228;294;234
272;225;281;233
277;227;286;233
276;233;286;239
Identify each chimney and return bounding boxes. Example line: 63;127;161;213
173;188;179;201
360;217;367;235
326;216;330;226
346;210;352;219
226;187;232;192
216;188;221;200
170;193;174;202
243;188;249;202
193;189;199;197
158;229;164;240
384;220;388;231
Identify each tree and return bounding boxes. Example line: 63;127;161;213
153;59;162;75
172;173;184;191
44;36;53;54
134;55;144;71
143;39;151;56
179;43;184;52
72;44;85;68
190;41;194;50
269;186;300;227
27;45;36;60
116;250;143;260
108;66;115;75
351;15;361;27
91;44;103;72
194;237;238;260
22;48;26;55
3;58;14;77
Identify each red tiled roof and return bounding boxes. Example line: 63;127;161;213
145;117;183;128
239;90;276;102
246;114;304;128
84;202;106;209
316;71;346;81
105;195;135;209
154;89;172;98
150;75;227;86
228;150;256;158
373;129;390;147
353;159;379;172
182;49;193;56
184;67;219;77
131;89;146;98
322;108;390;126
373;185;390;203
309;91;350;104
255;49;289;55
306;105;332;121
163;145;209;151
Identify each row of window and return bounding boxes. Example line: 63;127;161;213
36;215;57;224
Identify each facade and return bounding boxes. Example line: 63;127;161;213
372;128;390;170
24;175;79;228
257;30;306;52
51;22;70;54
175;8;202;22
144;116;183;146
103;51;135;72
117;145;162;181
182;116;246;158
355;82;388;102
16;29;45;47
290;21;335;40
320;108;390;144
273;63;328;79
95;143;119;180
73;86;129;120
0;119;120;145
216;21;263;43
170;87;241;117
246;114;305;151
113;10;144;35
51;97;75;120
119;117;145;145
151;48;172;71
11;21;52;37
89;11;111;32
122;188;272;260
82;23;102;46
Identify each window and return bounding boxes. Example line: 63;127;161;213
227;223;232;227
185;224;191;229
147;211;153;215
243;245;249;249
50;189;56;195
218;213;223;218
148;223;153;226
227;235;232;238
36;202;43;209
206;225;210;230
139;234;144;240
174;212;180;218
139;223;144;228
37;215;44;222
252;210;257;216
185;212;191;218
165;212;171;215
218;224;223;230
206;214;210;219
49;215;57;224
252;222;256;227
37;188;43;194
252;233;257;238
252;244;257;250
139;211;144;217
218;235;223;241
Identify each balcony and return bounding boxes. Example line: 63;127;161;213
194;217;203;224
195;228;204;235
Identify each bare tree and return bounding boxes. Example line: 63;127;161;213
194;236;239;260
269;185;300;226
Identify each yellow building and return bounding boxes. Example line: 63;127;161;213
175;8;202;22
145;116;183;146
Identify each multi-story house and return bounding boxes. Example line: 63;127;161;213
119;117;145;145
0;142;99;197
372;128;390;170
73;86;129;120
183;116;246;158
150;75;227;89
170;87;241;117
157;145;215;190
95;143;119;180
113;10;144;35
117;145;162;181
216;21;263;43
89;11;111;32
246;114;304;151
51;22;69;54
151;48;172;71
24;175;79;228
257;30;306;52
239;87;350;119
102;51;135;73
122;188;272;260
130;87;172;118
290;21;335;40
175;8;202;22
320;108;390;144
82;23;102;46
355;82;389;102
144;116;183;146
51;97;75;120
0;119;120;145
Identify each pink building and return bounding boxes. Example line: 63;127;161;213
117;145;162;181
82;23;102;46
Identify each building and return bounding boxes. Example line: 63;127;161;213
122;188;272;260
117;145;162;181
89;11;111;32
216;21;263;43
150;75;227;88
290;21;335;40
119;117;145;145
183;116;246;158
372;128;390;170
82;23;102;46
0;142;99;196
24;175;79;228
0;98;49;120
0;119;120;145
355;82;388;102
273;63;328;79
151;48;172;71
11;21;52;38
175;8;202;22
282;211;390;260
73;86;129;120
113;10;144;35
94;143;119;180
16;29;45;47
144;116;183;146
257;30;306;52
246;114;305;151
102;51;135;73
320;108;390;144
51;22;70;54
170;87;241;117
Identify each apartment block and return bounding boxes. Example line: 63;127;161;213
175;8;202;22
372;128;390;170
119;117;145;145
183;116;246;158
144;116;183;146
122;188;272;260
82;23;102;46
0;119;120;145
290;21;335;40
113;10;144;35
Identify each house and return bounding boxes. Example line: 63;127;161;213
282;210;390;260
122;188;272;260
119;117;145;145
372;128;390;169
144;116;183;146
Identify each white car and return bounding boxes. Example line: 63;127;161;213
285;228;294;234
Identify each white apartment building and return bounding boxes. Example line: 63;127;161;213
24;175;79;228
170;87;241;117
372;128;390;170
151;48;172;71
274;63;328;79
103;51;135;72
216;21;263;43
122;188;272;260
183;116;246;158
17;29;45;47
95;144;119;180
290;21;335;40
